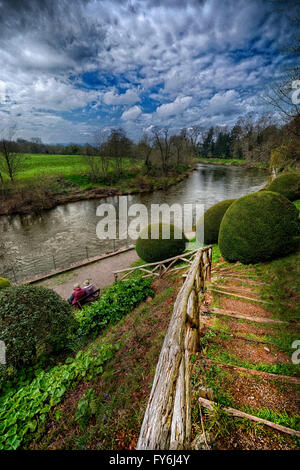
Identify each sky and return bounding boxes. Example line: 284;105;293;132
0;0;298;144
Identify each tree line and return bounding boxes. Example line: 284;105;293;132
199;113;299;165
0;110;299;186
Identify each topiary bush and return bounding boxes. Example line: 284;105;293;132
266;173;300;201
0;277;11;290
218;191;300;264
136;223;187;263
0;285;76;371
196;199;236;244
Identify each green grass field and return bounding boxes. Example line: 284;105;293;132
20;154;88;180
16;154;141;182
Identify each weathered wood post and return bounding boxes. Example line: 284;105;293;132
137;247;212;450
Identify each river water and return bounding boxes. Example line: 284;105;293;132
0;163;267;282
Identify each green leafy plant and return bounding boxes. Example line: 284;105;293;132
76;277;154;337
0;343;115;450
74;388;97;429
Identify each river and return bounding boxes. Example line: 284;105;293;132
0;163;267;282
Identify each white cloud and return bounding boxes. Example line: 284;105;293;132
121;105;142;120
207;90;241;114
31;78;99;111
103;89;140;105
156;96;192;117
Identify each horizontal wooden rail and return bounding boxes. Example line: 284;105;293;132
136;245;212;450
113;248;200;281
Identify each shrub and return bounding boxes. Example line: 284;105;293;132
0;277;11;290
196;199;236;244
136;223;187;263
218;191;300;264
266;173;300;201
0;285;76;370
76;277;154;337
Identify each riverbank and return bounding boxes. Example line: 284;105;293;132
197;157;268;168
0;165;195;216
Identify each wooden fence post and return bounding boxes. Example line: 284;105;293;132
136;246;212;450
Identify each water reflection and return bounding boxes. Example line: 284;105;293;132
0;163;266;281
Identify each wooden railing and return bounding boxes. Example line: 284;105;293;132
136;245;212;450
113;249;200;282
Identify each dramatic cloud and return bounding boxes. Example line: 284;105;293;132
156;96;192;117
103;89;140;106
121;105;142;121
0;0;298;142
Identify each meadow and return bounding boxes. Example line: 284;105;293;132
17;154;142;183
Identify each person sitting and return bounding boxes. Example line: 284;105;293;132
68;283;85;306
83;279;95;296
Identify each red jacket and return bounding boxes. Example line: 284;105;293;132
72;287;86;304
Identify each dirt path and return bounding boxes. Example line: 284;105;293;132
37;248;138;300
192;261;300;450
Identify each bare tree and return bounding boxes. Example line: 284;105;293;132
84;143;100;182
185;126;203;158
106;128;132;178
0;130;25;183
95;129;110;181
137;134;153;173
170;134;184;167
151;127;174;175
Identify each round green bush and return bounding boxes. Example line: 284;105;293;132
196;199;236;244
0;285;76;370
136;223;187;263
266;173;300;201
0;277;11;290
218;191;300;264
